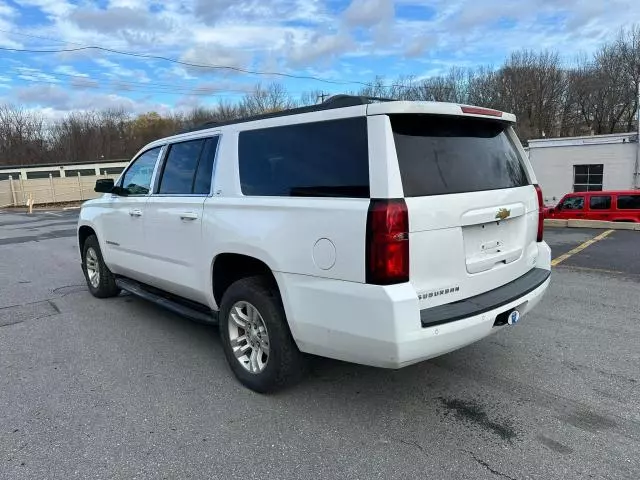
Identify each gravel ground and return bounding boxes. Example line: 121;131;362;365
1;210;639;480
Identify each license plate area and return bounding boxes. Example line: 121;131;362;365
463;217;524;274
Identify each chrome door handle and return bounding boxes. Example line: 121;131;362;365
180;212;198;220
129;209;142;217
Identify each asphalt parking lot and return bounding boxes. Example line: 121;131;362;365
1;210;639;480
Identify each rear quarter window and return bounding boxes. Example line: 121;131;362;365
391;114;529;197
617;195;640;210
238;117;369;198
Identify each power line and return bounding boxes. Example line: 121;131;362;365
5;70;313;99
4;76;257;98
0;28;390;88
0;28;421;90
0;28;87;47
0;44;375;87
9;69;254;96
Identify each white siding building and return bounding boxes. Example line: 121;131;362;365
0;159;128;181
528;133;640;205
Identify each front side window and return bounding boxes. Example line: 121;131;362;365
560;196;584;210
617;195;640;210
238;117;369;198
121;147;161;195
573;165;603;192
589;195;611;210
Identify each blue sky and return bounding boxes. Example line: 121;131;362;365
0;0;639;119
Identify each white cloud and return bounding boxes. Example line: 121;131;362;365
13;0;74;18
12;83;170;116
343;0;394;27
288;32;354;66
15;67;60;84
54;65;89;77
69;6;155;33
180;43;253;73
94;58;144;80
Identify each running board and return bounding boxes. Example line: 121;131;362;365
115;278;218;325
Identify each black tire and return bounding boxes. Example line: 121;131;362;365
219;276;306;393
82;234;120;298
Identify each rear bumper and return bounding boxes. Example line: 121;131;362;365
276;242;551;369
420;267;550;328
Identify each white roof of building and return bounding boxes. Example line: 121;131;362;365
528;132;639;148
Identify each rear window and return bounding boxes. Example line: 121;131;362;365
238;117;369;198
617;195;640;210
391;115;529;197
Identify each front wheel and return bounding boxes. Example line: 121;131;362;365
219;276;306;393
82;235;120;298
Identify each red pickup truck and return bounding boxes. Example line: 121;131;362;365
544;190;640;222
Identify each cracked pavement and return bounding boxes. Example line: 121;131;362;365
1;210;639;479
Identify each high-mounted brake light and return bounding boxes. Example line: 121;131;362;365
534;184;544;242
460;106;503;117
366;199;409;285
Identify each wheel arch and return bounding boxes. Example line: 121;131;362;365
78;224;97;255
211;252;280;308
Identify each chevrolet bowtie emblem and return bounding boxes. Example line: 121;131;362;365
495;208;511;220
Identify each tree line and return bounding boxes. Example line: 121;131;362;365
1;25;639;167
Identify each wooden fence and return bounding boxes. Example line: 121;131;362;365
0;173;120;207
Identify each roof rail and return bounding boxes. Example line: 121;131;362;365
187;95;393;132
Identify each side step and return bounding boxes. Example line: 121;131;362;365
116;277;218;325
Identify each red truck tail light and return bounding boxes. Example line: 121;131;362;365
366;199;409;285
534;184;544;242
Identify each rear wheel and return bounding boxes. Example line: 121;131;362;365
219;276;306;392
82;235;120;298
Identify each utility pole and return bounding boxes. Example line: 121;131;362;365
636;81;640;189
317;92;329;104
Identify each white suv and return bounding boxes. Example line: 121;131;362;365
78;96;551;392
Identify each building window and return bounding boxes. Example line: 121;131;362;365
573;164;603;192
65;168;98;177
101;167;125;175
26;170;61;179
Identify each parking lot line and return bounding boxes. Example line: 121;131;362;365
551;229;614;266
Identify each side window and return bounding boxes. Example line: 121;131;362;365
157;137;218;195
617;195;640;210
238;117;369;198
158;139;204;194
193;137;219;194
560;196;584;210
589;195;611;210
121;147;161;195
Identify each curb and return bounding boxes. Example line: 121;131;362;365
544;219;640;231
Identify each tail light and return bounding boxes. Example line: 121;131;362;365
460;106;503;117
366;199;409;285
534;184;544;242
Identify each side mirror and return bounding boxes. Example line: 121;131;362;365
548;207;555;214
95;178;115;193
